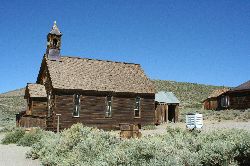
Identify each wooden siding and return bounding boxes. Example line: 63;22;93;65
19;116;46;129
203;98;218;110
155;104;179;124
228;91;250;110
53;94;155;130
32;100;47;116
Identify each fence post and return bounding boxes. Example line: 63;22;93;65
56;114;61;133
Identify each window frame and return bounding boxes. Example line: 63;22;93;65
221;95;230;108
134;96;141;118
73;94;80;117
47;92;52;117
105;96;112;118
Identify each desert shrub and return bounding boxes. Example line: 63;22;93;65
1;127;25;144
142;125;156;130
27;123;119;165
26;130;58;160
17;128;44;147
0;125;16;133
27;124;250;166
179;108;250;122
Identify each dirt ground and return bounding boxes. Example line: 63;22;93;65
0;120;249;166
0;132;40;166
141;120;250;136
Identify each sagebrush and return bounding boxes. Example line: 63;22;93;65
26;123;250;166
1;128;25;144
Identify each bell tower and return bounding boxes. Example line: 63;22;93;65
46;21;62;60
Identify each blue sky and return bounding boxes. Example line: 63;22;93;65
0;0;250;93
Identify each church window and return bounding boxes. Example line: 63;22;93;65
105;96;112;118
73;94;80;117
134;97;141;118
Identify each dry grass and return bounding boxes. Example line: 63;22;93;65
179;108;250;122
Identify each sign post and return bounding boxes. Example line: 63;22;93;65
56;114;61;133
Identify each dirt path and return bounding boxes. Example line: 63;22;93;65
141;120;250;136
0;133;40;166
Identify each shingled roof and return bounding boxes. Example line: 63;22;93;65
49;21;62;36
208;88;229;98
232;80;250;91
43;56;155;94
26;83;47;98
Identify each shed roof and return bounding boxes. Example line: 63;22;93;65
232;80;250;91
26;83;47;98
155;91;180;104
41;56;155;94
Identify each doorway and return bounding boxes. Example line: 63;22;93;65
168;105;176;122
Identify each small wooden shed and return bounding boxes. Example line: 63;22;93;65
155;91;180;124
203;88;229;110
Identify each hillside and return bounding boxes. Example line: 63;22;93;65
0;88;25;97
152;80;231;108
0;88;26;126
0;80;231;126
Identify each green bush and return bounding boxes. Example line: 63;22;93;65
0;125;16;133
179;108;250;122
142;125;156;130
17;128;43;147
1;128;25;144
26;124;250;166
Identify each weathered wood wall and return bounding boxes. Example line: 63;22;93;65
228;91;250;110
203;98;218;110
52;94;155;130
32;99;47;116
19;116;46;129
175;105;179;122
155;104;179;124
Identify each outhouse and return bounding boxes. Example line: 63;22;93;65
155;91;180;124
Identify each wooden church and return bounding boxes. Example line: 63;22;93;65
17;22;155;130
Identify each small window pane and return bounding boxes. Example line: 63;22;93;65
221;96;230;108
105;96;112;117
73;94;80;117
134;97;141;118
47;92;52;117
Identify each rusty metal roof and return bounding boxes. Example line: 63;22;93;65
208;88;229;98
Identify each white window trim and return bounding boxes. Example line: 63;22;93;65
134;97;141;118
105;96;112;118
73;94;80;117
47;92;51;117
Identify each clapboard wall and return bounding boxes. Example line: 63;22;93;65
52;94;155;130
32;99;47;116
228;91;250;110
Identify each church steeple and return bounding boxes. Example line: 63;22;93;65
46;21;62;60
